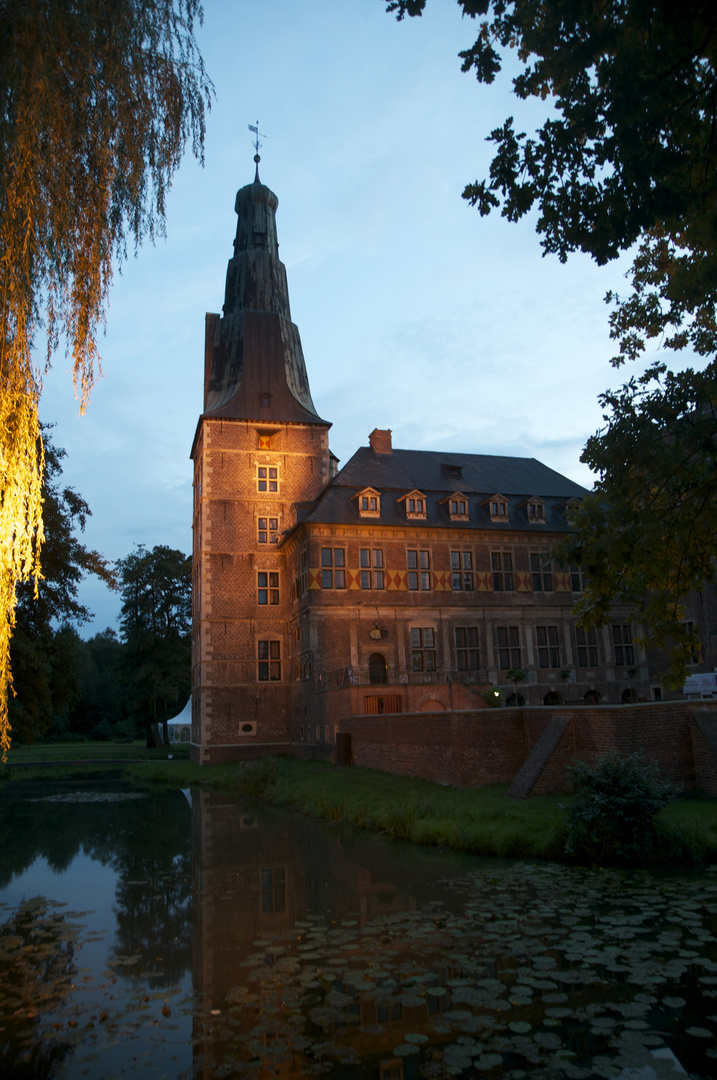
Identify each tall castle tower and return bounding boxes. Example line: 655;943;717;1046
190;165;331;763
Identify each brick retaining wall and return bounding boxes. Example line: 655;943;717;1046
338;702;717;795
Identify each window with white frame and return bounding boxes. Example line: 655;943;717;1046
258;572;279;605
257;465;278;493
407;550;431;590
320;548;346;589
491;551;514;591
410;627;436;672
455;627;479;671
496;626;522;669
536;625;561;668
258;516;279;544
360;548;384;589
357;489;381;517
530;552;554;591
451;551;474;590
258;640;281;681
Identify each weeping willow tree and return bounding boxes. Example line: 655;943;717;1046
0;0;212;758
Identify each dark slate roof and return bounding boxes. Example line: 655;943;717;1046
295;446;587;534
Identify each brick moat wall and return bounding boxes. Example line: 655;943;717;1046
338;702;717;795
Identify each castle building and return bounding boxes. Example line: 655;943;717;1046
190;169;650;765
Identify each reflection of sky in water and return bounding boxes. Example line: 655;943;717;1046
2;785;717;1079
0;787;194;1079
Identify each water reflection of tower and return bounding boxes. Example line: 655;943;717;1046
191;792;421;1078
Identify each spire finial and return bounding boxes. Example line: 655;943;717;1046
248;121;267;181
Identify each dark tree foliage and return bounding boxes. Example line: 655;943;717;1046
117;545;191;747
388;0;717;678
9;432;115;743
67;628;128;740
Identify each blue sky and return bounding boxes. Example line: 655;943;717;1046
39;0;640;634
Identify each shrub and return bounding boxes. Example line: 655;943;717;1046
564;750;675;866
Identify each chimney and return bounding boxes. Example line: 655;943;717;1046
368;428;392;454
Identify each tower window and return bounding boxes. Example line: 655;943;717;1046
258;640;281;681
258;517;279;544
258;572;279;605
257;466;278;493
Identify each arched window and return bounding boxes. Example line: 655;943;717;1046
368;653;388;685
584;689;601;704
505;692;525;707
544;691;562;706
621;688;638;704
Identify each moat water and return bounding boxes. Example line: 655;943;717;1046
1;778;717;1079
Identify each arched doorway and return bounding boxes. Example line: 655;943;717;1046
419;699;445;712
621;688;638;704
506;693;525;707
584;690;601;704
544;691;562;706
368;653;388;685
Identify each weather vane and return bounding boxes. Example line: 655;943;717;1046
248;121;266;165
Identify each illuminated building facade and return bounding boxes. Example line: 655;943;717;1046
190;170;651;765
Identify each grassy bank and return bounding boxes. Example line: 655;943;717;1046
5;747;717;863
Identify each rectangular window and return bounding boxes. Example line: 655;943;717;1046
360;548;384;589
258;516;279;544
576;626;598;666
455;627;479;670
407;497;425;515
258;572;279;605
449;498;468;518
496;626;521;670
410;627;436;672
257;465;278;493
320;548;346;589
407;550;431;590
613;624;635;666
530;552;554;592
258;640;281;681
491;551;514;591
570;563;586;592
536;625;561;668
451;551;474;591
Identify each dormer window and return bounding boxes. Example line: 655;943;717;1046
442;463;463;479
355;487;382;518
488;495;509;522
399;490;428;519
527;499;546;523
441;493;469;521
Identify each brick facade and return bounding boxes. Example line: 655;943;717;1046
191;169;716;777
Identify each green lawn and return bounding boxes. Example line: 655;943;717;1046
5;740;191;765
5;749;717;865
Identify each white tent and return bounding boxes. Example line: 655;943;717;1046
165;699;191;743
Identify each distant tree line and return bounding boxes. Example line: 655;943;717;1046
8;430;191;748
